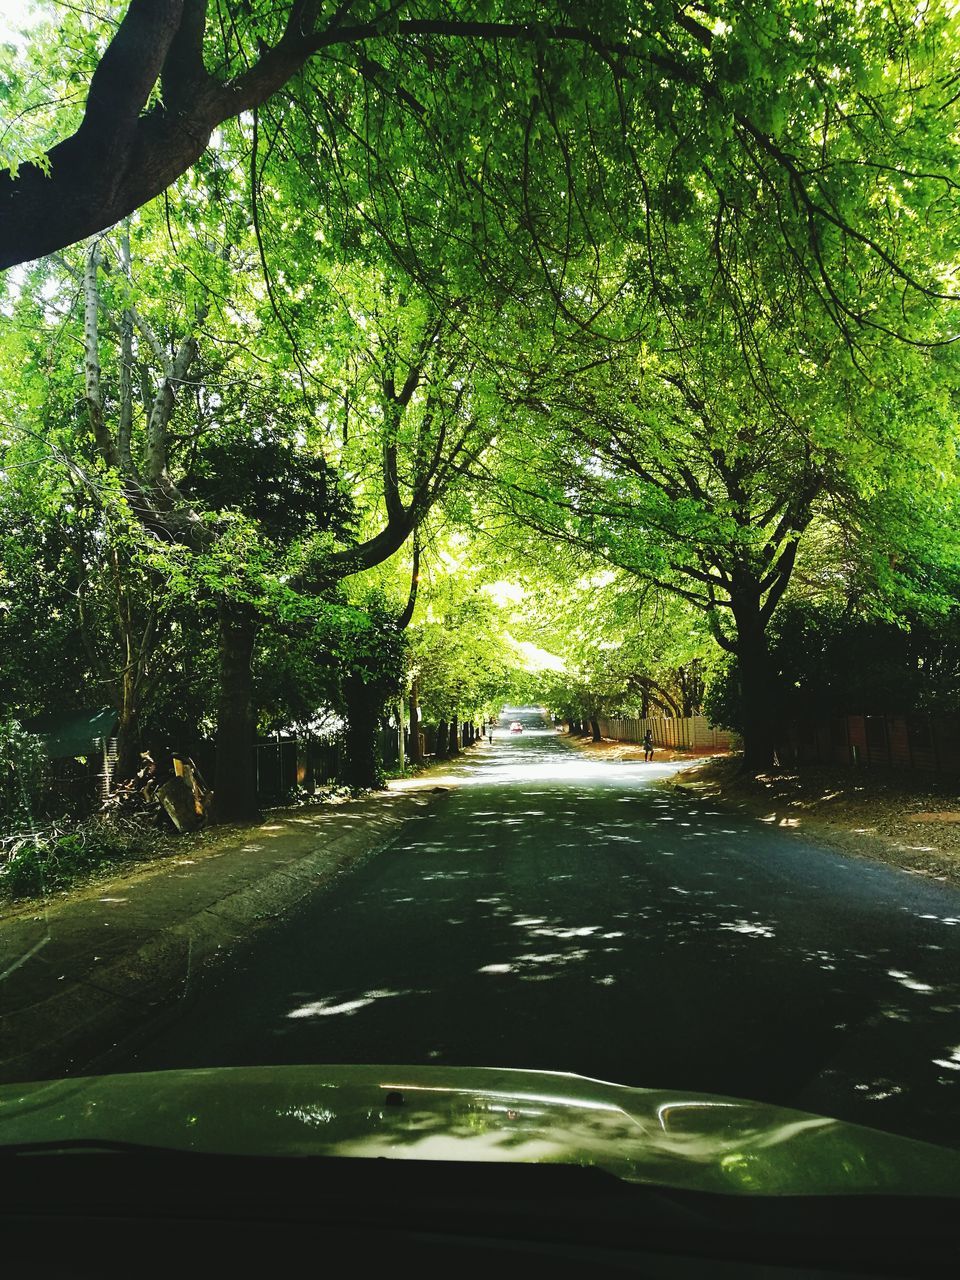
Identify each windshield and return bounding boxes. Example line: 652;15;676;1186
2;0;960;1211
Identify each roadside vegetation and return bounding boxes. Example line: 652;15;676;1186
2;2;960;891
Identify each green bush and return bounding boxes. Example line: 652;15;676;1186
0;719;46;829
0;820;157;901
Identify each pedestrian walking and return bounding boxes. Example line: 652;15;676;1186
643;729;654;762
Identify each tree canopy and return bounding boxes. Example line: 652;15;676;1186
1;0;959;815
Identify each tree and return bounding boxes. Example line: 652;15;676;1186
707;595;960;735
491;250;960;768
400;528;539;750
506;567;715;732
3;0;960;813
4;0;959;385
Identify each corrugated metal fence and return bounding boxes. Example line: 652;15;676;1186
596;716;733;751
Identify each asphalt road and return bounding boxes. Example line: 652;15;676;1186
109;708;960;1149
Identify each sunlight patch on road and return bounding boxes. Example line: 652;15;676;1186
529;925;602;939
900;909;960;926
853;1080;904;1101
287;988;412;1019
718;919;776;939
887;969;936;994
478;948;591;979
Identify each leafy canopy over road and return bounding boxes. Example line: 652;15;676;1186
0;1;959;813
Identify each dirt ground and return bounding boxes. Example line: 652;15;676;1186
564;736;726;765
565;734;960;889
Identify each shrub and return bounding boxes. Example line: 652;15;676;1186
0;718;46;830
0;819;161;901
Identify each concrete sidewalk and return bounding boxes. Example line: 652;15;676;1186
0;781;451;1084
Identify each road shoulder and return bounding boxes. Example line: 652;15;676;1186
558;728;960;888
665;756;960;889
0;772;455;1084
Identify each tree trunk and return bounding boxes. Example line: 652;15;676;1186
435;719;449;759
115;692;141;782
735;608;777;774
214;599;260;822
341;676;385;790
396;699;405;774
681;683;693;718
449;713;461;756
590;716;602;742
409;678;424;764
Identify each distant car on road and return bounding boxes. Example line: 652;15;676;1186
510;721;523;733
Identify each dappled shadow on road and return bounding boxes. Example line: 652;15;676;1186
267;798;960;1152
266;774;960;1149
115;716;960;1153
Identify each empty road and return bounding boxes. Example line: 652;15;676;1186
108;709;960;1148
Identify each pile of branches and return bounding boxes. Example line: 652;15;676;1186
0;815;167;901
103;749;212;833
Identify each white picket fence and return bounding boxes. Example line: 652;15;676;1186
596;715;732;751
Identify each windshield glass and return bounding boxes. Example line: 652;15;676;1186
2;0;960;1207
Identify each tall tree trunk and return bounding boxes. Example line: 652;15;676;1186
214;599;259;822
396;699;405;773
734;605;777;774
449;712;461;756
115;673;141;782
408;677;424;764
590;716;602;742
435;719;449;759
681;678;693;718
342;674;386;790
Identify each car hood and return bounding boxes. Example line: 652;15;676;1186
0;1064;957;1197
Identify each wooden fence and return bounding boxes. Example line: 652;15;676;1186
775;714;960;774
595;715;733;751
252;730;402;801
588;712;960;774
184;735;349;804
